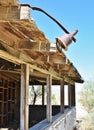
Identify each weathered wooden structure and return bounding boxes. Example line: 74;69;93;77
0;1;83;130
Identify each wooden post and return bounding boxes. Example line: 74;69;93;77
42;85;45;105
46;75;52;122
60;79;64;113
20;64;29;130
68;83;76;108
68;84;72;108
71;84;76;106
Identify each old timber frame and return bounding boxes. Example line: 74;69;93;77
0;1;83;130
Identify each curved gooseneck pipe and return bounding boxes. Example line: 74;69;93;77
30;6;76;42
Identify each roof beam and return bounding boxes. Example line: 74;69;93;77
0;49;62;80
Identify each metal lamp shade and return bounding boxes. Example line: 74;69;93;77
56;30;78;52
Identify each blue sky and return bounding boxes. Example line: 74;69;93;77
20;0;94;81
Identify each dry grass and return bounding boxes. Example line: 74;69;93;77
75;117;94;130
76;105;94;130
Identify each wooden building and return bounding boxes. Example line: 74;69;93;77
0;1;83;130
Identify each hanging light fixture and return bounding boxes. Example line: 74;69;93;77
30;6;78;52
56;30;78;52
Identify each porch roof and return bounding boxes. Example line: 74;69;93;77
0;20;84;85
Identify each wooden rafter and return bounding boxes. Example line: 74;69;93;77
0;20;83;84
0;49;62;81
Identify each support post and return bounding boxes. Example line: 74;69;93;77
68;83;75;108
46;75;52;122
42;85;45;105
68;84;72;108
20;64;29;130
60;79;64;113
71;84;76;106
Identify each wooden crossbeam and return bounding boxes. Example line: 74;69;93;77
0;49;62;80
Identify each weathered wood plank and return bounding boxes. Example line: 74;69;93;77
60;79;64;113
0;50;23;64
42;85;45;105
71;84;76;106
46;75;52;122
20;64;29;130
0;49;62;82
0;0;18;5
0;71;20;81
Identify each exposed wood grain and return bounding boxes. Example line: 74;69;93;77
0;20;83;83
20;64;29;130
60;79;64;113
46;75;52;122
